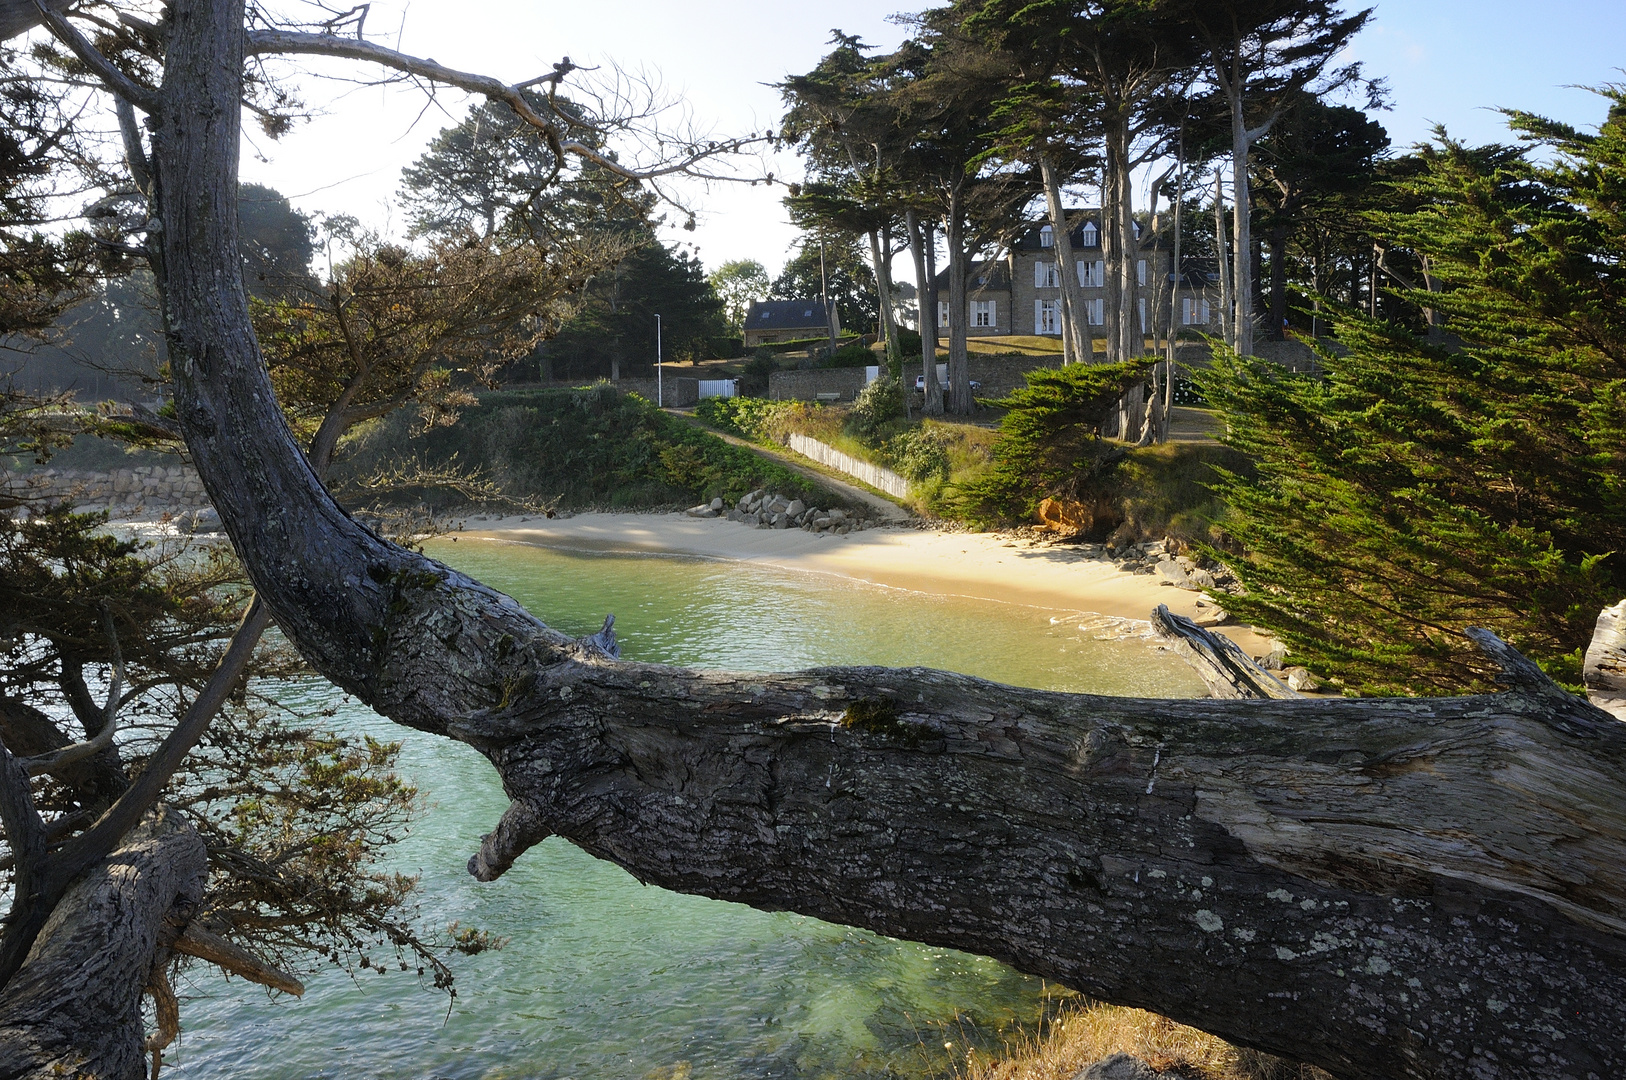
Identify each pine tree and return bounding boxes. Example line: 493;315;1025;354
1205;91;1626;693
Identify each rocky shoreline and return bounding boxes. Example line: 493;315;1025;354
685;488;877;535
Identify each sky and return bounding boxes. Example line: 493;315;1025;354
240;0;1626;282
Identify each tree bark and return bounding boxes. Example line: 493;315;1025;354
945;182;972;415
906;210;943;416
119;5;1626;1079
1039;152;1089;365
0;806;206;1080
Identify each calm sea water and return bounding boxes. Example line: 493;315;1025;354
167;538;1205;1079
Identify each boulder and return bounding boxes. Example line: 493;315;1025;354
1284;666;1323;692
1155;560;1192;587
1188;567;1217;589
1072;1054;1169;1080
190;507;222;533
785;499;806;518
708;497;724;511
766;495;789;515
772;512;790;529
685;505;718;518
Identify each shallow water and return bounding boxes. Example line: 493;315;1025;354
166;540;1205;1079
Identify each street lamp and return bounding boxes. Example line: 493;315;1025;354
655;313;663;408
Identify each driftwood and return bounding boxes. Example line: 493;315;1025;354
5;3;1626;1078
1149;605;1298;699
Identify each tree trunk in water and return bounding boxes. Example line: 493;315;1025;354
0;807;206;1080
130;6;1626;1079
945;184;971;415
1039;152;1089;365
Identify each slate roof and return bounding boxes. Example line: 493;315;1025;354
932;258;1013;292
744;299;836;332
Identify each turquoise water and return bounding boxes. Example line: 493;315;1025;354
167;539;1205;1079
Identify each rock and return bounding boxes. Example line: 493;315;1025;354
736;495;752;513
1258;647;1288;671
685;505;718;518
1073;1053;1166;1080
836;524;850;535
726;509;744;522
812;516;832;530
772;512;790;529
1284;666;1322;691
708;497;724;511
785;499;806;518
1155;560;1191;587
766;495;789;515
827;508;846;523
189;508;221;533
741;512;760;526
1188;567;1216;588
1192;605;1229;627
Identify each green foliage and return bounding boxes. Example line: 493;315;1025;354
885;427;951;484
340;385;823;509
1202;89;1626;694
769;236;877;333
843;377;905;441
708;259;771;334
892;329;923;361
0;504;449;985
818;341;876;368
693;396;803;442
948;361;1152;525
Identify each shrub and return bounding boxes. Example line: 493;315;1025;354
694;396;804;443
892;329;923;360
338;384;824;510
818;342;875;369
843;377;904;442
885;427;950;484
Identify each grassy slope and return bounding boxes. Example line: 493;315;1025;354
336;385;840;512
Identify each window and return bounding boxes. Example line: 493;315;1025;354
1087;298;1105;326
1077;260;1104;288
1137;260;1147;287
1133;221;1142;240
1034;260;1059;288
938;300;949;327
1081;221;1099;247
1138;297;1147;333
972;300;996;327
760;311;770;320
1183;297;1211;325
803;309;814;317
1035;299;1060;334
1039;224;1054;248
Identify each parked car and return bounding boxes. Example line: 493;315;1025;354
915;375;982;392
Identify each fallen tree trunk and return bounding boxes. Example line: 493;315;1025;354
89;2;1626;1077
0;806;205;1080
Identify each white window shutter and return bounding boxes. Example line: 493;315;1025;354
1034;261;1045;288
989;300;997;324
1138;297;1147;332
1137;260;1147;286
1034;300;1044;334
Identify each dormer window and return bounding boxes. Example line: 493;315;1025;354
1081;222;1098;247
1039;224;1054;248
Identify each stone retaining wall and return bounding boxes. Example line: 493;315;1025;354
768;368;868;403
5;464;211;511
786;434;911;500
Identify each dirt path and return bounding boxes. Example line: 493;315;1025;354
671;413;913;522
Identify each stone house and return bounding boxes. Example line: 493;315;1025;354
931;211;1217;341
741;299;842;348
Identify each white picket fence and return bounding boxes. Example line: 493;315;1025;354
786;433;911;500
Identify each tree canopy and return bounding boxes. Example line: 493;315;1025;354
1205;93;1626;694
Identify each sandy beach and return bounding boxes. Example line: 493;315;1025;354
460;511;1274;658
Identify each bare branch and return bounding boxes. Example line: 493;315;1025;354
27;0;157;110
244;30;767;182
170;924;305;996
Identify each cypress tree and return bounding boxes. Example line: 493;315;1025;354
1205;92;1626;693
